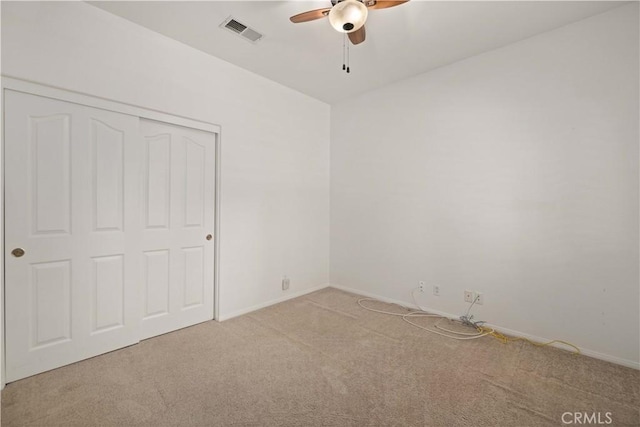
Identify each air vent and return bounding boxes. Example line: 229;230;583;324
225;19;247;34
220;16;264;44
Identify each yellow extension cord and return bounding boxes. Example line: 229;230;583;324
478;326;582;355
358;295;582;355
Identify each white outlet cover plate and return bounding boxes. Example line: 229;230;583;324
464;290;473;303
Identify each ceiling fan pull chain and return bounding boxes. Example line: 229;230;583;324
347;38;350;73
342;33;346;70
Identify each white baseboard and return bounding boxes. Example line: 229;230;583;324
217;283;330;321
330;283;455;317
330;284;640;370
479;322;640;370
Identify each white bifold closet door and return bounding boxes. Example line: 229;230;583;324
4;91;216;382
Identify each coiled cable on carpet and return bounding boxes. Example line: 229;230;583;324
357;292;493;341
357;290;581;354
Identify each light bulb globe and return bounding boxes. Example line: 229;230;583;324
328;0;368;33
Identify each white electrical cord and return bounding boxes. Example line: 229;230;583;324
358;288;581;354
357;298;415;316
434;322;486;336
410;288;431;312
356;298;441;317
403;313;494;340
357;289;493;341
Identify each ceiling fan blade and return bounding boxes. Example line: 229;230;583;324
348;26;366;45
290;8;332;23
367;0;409;10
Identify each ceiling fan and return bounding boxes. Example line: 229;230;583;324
290;0;409;46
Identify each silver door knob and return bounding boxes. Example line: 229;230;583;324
206;234;213;241
11;248;25;258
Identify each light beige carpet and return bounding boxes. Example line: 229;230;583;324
1;288;639;426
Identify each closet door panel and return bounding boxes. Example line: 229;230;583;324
139;119;215;340
4;90;141;381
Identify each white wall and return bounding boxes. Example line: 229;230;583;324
0;1;330;321
330;3;639;366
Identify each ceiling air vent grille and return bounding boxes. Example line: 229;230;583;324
220;17;264;44
225;19;247;34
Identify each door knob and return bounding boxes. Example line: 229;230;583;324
206;234;213;241
11;248;25;258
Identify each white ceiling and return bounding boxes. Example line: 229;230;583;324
90;1;625;104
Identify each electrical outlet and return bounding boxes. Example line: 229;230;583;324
433;285;440;296
282;276;290;291
418;281;425;292
464;290;473;303
475;292;484;305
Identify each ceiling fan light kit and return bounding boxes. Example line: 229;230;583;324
289;0;408;42
290;0;409;73
329;0;368;33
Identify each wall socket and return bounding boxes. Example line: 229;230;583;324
463;290;484;305
464;290;474;303
433;285;440;296
282;276;290;291
418;281;425;292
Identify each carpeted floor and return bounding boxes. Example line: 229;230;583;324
1;287;639;426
